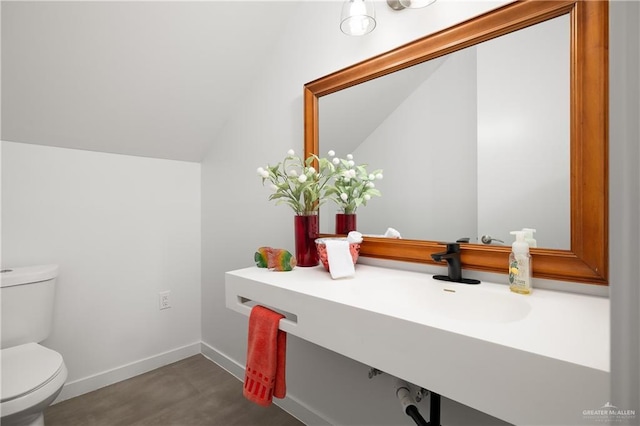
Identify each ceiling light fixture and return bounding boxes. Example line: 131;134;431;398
391;0;437;9
341;0;437;36
340;0;376;36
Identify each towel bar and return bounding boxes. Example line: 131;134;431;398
237;296;298;324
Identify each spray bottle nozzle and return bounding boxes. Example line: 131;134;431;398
510;230;530;253
510;231;526;241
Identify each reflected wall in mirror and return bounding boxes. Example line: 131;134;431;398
304;0;608;284
319;15;570;249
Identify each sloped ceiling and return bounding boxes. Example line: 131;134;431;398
1;1;298;162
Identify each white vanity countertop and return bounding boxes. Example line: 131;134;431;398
227;264;609;372
226;263;609;425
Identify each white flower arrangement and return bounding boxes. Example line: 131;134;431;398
257;149;335;215
324;151;382;214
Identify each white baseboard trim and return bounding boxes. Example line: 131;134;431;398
200;341;331;426
55;342;201;403
199;341;245;379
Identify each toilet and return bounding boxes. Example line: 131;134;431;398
1;265;68;426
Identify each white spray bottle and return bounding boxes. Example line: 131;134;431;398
509;231;532;294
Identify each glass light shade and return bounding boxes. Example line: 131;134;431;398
340;0;376;36
399;0;437;8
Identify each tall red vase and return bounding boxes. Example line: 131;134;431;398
294;214;319;267
335;213;357;235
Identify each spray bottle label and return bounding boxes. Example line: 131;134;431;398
509;260;520;285
509;255;531;291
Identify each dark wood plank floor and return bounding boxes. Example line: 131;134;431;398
45;354;305;426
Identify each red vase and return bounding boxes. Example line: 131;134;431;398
294;214;319;267
335;213;357;235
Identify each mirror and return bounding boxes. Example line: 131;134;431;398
304;0;608;285
319;14;570;249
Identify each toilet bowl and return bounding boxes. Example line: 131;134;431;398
0;265;67;426
1;343;68;426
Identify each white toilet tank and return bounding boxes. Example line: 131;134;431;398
0;265;59;349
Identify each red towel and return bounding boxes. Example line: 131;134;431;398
243;305;287;406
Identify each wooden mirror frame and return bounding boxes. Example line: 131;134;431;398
304;0;608;285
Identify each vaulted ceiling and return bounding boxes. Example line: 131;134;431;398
2;1;298;162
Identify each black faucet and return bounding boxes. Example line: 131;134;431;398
431;243;480;285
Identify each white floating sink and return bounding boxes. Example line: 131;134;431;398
226;264;609;426
422;282;532;323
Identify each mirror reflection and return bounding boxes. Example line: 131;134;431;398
319;15;570;249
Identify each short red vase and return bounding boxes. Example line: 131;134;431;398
335;213;357;235
294;214;319;267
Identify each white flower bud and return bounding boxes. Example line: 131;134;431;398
261;170;269;178
287;149;295;156
288;169;298;177
340;193;349;201
347;160;355;167
347;154;353;160
368;173;375;180
328;150;335;157
364;194;371;201
308;166;316;174
333;158;340;165
376;173;383;180
298;174;308;183
367;182;375;188
257;167;265;175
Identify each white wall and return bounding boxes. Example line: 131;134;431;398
609;0;640;421
1;141;202;400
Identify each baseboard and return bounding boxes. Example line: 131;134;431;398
199;341;246;379
55;342;201;403
200;341;332;426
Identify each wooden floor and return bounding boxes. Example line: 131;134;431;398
45;355;305;426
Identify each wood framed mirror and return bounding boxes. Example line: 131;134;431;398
304;0;608;285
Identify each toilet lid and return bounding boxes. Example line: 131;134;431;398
1;343;64;403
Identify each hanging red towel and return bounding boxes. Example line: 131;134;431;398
243;305;287;406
